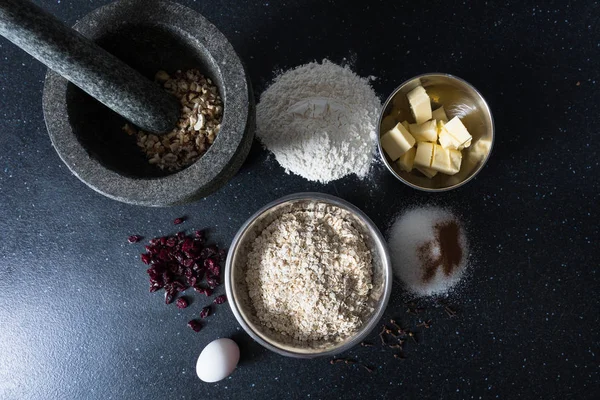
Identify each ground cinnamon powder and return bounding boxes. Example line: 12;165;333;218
418;220;463;283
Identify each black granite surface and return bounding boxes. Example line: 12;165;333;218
0;0;598;399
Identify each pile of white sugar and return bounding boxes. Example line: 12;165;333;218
256;60;381;183
388;207;469;297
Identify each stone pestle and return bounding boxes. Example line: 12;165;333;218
0;0;179;134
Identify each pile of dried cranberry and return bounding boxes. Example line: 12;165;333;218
132;217;227;332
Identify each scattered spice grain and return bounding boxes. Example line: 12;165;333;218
361;365;375;373
417;320;432;329
444;305;457;318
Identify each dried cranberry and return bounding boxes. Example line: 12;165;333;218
172;281;187;292
165;291;175;304
176;298;188;309
204;258;220;276
149;283;162;293
172;252;185;264
138;228;226;331
146;245;160;254
174;217;185;225
206;277;219;289
187;320;202;332
158;249;172;261
181;238;194;253
181;258;194;268
162;271;173;285
194;287;212;296
128;235;142;243
190;241;202;252
147;267;161;281
164;259;175;269
195;269;205;281
199;246;217;259
152;261;167;273
200;306;211;318
203;257;215;269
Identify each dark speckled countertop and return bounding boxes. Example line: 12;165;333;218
0;0;598;399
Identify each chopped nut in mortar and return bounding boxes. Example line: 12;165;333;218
122;69;223;172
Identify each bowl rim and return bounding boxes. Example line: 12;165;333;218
224;192;393;358
377;72;495;192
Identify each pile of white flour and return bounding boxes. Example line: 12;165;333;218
256;60;381;183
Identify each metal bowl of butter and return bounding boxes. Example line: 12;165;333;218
377;73;494;191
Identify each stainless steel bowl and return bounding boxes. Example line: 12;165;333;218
225;193;392;358
378;73;494;191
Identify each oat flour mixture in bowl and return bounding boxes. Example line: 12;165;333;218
225;193;392;358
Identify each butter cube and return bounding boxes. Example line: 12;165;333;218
396;146;416;172
409;119;438;142
415;166;438;178
438;124;471;150
414;142;435;169
438;127;459;150
381;115;397;133
401;120;410;130
436;120;446;136
449;148;462;170
431;145;462;175
432;106;449;122
406;85;432;124
381;122;416;161
444;116;472;149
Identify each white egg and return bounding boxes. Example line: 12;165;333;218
196;338;240;383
